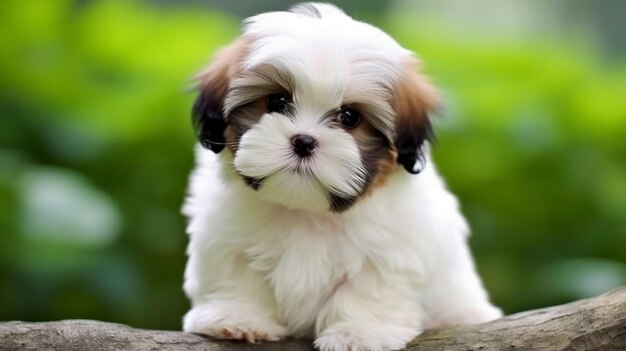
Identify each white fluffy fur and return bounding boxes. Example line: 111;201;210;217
183;4;501;351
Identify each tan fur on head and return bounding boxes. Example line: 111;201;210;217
393;57;440;174
196;37;251;99
393;58;440;128
192;38;251;152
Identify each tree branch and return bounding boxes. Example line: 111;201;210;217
1;287;625;351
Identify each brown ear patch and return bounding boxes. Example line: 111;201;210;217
393;57;440;173
195;37;251;101
192;37;251;152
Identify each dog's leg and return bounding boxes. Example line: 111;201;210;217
182;251;287;342
314;263;425;351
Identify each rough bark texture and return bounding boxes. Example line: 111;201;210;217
1;287;625;351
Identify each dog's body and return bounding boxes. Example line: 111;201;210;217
183;3;501;350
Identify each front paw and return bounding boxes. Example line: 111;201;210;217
314;321;419;351
183;303;287;343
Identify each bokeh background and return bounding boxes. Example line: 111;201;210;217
1;0;625;330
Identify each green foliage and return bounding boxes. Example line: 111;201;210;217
1;0;625;328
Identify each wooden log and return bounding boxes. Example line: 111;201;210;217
1;287;624;351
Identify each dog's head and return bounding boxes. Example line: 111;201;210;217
192;3;439;212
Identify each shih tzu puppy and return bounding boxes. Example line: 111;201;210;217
182;3;502;351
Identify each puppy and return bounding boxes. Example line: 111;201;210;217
182;3;502;350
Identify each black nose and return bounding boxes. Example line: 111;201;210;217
291;134;317;157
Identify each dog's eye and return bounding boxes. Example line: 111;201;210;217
266;94;289;113
338;106;362;129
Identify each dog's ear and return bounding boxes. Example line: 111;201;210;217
393;58;440;174
192;38;249;152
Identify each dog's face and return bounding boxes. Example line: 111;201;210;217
192;3;438;212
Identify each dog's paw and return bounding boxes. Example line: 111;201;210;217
314;321;418;351
183;303;287;343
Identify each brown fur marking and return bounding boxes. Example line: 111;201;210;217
392;58;440;136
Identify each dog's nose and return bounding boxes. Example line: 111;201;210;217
291;134;317;157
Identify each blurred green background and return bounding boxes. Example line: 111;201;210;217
1;0;625;330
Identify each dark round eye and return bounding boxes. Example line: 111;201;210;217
266;94;289;113
338;106;362;129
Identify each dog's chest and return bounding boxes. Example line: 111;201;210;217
243;214;361;334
